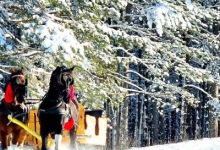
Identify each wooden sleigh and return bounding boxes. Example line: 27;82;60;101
23;103;108;149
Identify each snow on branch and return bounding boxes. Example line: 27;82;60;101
0;68;10;74
0;27;6;46
185;0;193;10
142;1;191;36
184;84;220;115
107;73;173;98
22;19;86;64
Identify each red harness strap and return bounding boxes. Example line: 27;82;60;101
63;85;76;131
70;85;75;101
4;83;14;103
64;117;75;131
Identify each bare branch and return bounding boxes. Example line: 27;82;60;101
183;84;217;101
0;68;10;74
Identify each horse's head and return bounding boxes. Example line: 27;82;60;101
10;67;26;104
10;67;26;85
49;65;74;103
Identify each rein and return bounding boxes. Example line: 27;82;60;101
7;111;28;126
13;86;25;93
62;88;70;93
62;72;71;75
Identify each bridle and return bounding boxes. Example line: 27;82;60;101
39;70;74;114
59;71;73;103
12;74;25;85
61;72;73;92
12;75;26;105
46;70;73;104
13;86;25;99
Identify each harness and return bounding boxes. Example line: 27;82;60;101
4;74;26;104
38;69;77;130
38;101;68;114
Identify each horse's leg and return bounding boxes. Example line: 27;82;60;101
54;121;64;150
11;131;19;147
16;129;27;148
40;127;49;150
69;126;78;150
69;103;79;150
0;131;8;149
54;134;62;150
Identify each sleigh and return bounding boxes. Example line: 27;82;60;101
22;103;109;149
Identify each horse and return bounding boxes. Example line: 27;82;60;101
38;66;79;150
0;67;29;149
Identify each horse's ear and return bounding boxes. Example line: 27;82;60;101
10;67;16;73
21;67;25;74
56;66;61;71
70;66;75;71
56;66;62;74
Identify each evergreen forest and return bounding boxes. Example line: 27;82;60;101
0;0;219;149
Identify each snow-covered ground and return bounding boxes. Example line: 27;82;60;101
6;137;220;150
129;137;220;150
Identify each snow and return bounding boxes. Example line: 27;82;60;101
144;1;190;37
5;137;220;150
129;137;220;150
185;0;193;11
6;45;13;50
0;28;6;46
0;38;6;46
22;19;89;66
41;38;53;48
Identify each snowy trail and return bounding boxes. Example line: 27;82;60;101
6;137;220;150
129;137;220;150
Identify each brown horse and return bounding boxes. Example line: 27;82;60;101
38;66;79;150
0;67;29;149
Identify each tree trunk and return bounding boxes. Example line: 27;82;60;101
159;112;165;144
180;74;187;141
152;99;158;144
208;83;218;137
120;97;129;149
125;3;133;24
